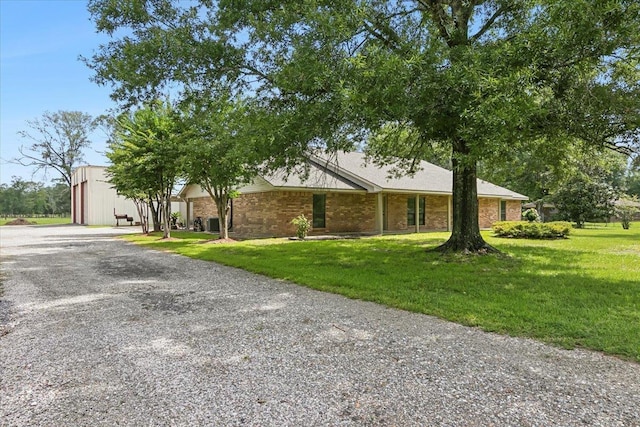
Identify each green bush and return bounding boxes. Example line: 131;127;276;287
291;214;312;239
615;197;640;230
492;221;572;239
522;207;540;222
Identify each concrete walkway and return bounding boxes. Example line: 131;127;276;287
1;225;638;426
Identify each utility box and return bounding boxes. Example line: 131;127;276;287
207;217;220;232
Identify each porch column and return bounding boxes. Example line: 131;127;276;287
415;194;420;233
376;193;384;235
186;199;192;229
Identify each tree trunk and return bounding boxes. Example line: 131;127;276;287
205;185;230;240
216;193;229;240
133;198;149;234
435;139;498;254
149;195;161;232
162;191;171;239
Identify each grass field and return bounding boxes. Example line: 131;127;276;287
1;216;71;226
122;224;640;361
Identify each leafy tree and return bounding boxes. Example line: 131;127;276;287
0;178;69;217
180;94;261;239
87;0;640;253
106;101;183;238
615;195;640;229
0;177;35;216
106;146;153;234
625;165;640;198
27;182;48;215
553;174;617;228
0;178;25;216
107;157;152;234
14;111;97;187
43;183;71;216
479;143;628;207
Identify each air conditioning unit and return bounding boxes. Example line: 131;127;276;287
207;217;220;232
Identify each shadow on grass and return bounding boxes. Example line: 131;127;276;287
122;232;640;362
234;244;638;360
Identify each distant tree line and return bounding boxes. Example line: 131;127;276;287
479;146;640;227
0;177;70;218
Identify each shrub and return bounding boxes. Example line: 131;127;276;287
522;207;540;222
552;175;616;228
170;211;182;227
291;214;312;239
615;197;639;230
492;221;572;239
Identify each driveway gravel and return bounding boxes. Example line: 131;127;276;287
0;225;639;426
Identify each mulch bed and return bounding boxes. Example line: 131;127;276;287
5;218;37;226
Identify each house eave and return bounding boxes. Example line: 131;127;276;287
271;186;369;194
376;188;451;196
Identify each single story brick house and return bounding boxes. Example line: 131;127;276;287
178;152;528;237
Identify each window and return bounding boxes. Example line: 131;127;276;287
313;194;326;228
500;200;507;221
407;197;426;226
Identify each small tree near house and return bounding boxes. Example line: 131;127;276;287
180;94;261;240
107;101;183;238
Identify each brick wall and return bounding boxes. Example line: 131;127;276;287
386;194;408;231
478;198;524;228
478;198;499;229
325;192;377;233
193;191;519;237
506;200;522;221
192;197;218;220
386;194;450;232
425;195;449;230
232;191;310;237
231;191;377;237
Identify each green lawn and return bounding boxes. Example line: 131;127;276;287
1;216;71;226
122;224;640;362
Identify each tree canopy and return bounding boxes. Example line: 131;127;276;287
15;110;97;187
106;101;183;238
87;0;640;252
180;93;263;239
0;178;70;217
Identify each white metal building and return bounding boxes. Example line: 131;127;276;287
71;166;140;226
71;166;186;226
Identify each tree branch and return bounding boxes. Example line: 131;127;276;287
423;0;454;45
470;4;510;42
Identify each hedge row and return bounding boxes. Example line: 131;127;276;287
492;221;572;239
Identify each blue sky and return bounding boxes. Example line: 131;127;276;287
1;0;115;186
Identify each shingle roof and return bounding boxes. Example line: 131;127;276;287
264;151;527;200
262;160;366;191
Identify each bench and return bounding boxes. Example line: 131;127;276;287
114;209;134;226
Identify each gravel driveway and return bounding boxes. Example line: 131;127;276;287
1;225;639;426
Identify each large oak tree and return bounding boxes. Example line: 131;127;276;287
87;0;640;252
